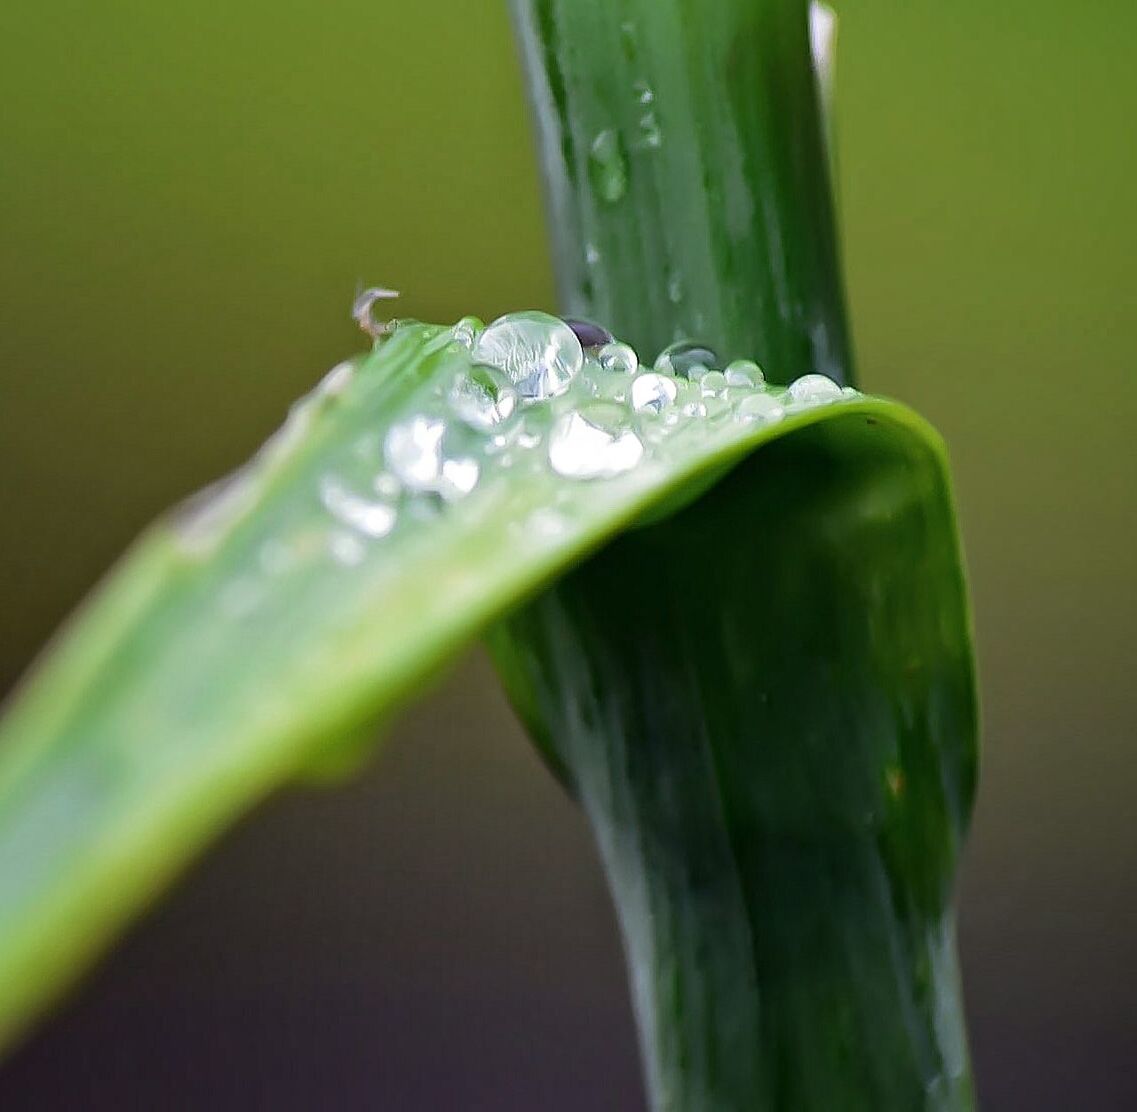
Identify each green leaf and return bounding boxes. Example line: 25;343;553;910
0;318;968;1063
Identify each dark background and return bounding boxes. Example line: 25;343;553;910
2;1;1135;1107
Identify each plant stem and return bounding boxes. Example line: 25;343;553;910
505;2;978;1109
509;0;853;382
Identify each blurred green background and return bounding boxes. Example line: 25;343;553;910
1;0;1134;1107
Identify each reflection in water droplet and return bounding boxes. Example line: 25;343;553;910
630;372;678;413
473;311;584;400
320;476;397;538
449;365;517;431
598;341;639;375
654;340;719;379
787;373;842;405
565;318;614;348
384;416;444;490
549;403;644;479
736;393;786;423
352;287;400;339
724;359;764;387
588;129;628;204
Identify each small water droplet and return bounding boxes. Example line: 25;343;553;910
451;315;483;349
700;370;728;396
320;476;397;538
637;110;662;149
654;340;719;379
588;129;628;204
549;403;644;479
473;311;584;400
736;393;786;424
585;242;601;266
787;373;842;405
667;270;684;304
384;416;444;490
352;287;400;339
724;359;764;388
597;341;639;375
564;318;614;348
633;79;654;105
630;372;678;414
438;457;480;500
449;365;517;431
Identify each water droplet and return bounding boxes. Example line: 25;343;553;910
787;373;842;405
654;340;719;379
638;111;662;149
549;403;644;479
449;365;517;431
564;318;614;348
736;393;786;424
585;242;601;266
700;371;728;396
667;270;684;304
633;79;654;105
384;416;444;490
352;286;400;339
598;341;639;374
703;395;730;420
724;359;764;388
438;457;480;501
320;475;397;538
473;311;584;400
451;315;483;349
588;129;628;204
630;372;678;413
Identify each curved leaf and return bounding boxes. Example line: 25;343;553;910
0;319;966;1059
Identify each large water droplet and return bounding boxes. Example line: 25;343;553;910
787;373;842;405
724;359;764;388
564;318;614;348
473;311;584;400
588;129;628;204
654;340;719;379
449;365;517;431
630;372;678;414
598;341;639;375
549;403;644;479
736;393;786;424
320;476;397;538
384;416;444;490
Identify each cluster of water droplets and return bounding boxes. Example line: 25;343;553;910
296;312;863;568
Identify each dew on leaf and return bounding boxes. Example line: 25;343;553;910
473;311;584;400
549;403;644;479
